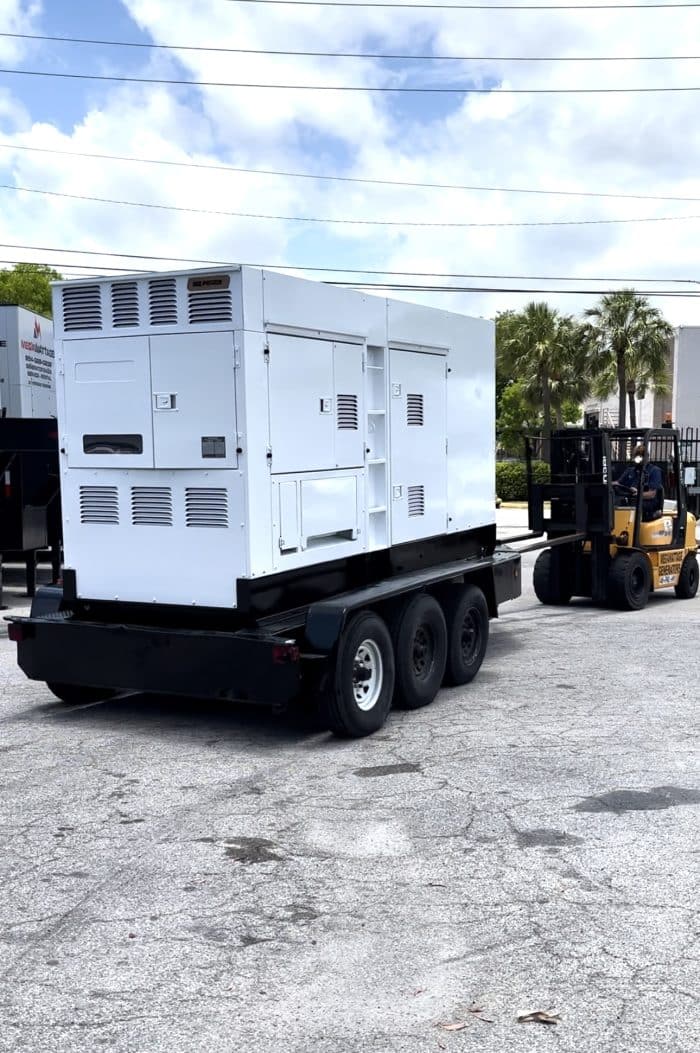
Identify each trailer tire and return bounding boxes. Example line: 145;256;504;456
318;610;395;737
442;584;489;687
46;683;115;706
533;548;573;606
607;551;651;611
675;553;699;599
391;593;448;709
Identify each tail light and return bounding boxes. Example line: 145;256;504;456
272;642;300;664
3;470;10;499
8;623;33;642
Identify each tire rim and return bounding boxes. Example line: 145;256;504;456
630;564;646;597
412;624;435;681
460;609;481;666
353;639;383;712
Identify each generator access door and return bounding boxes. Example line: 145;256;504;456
389;348;447;544
149;332;238;470
61;336;155;468
267;334;364;474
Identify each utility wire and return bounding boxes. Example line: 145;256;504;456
223;0;700;9
1;244;698;284
3;256;699;296
2;31;696;62
5;180;700;229
1;67;698;92
3;142;699;204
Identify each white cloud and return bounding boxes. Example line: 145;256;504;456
1;0;700;327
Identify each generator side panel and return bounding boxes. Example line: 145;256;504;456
386;301;495;541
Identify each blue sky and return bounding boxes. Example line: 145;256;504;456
2;0;700;324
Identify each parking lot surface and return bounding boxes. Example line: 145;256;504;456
1;534;698;1053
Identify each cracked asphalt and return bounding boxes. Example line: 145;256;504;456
1;529;699;1053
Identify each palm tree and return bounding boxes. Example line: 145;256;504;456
497;303;592;460
585;290;672;429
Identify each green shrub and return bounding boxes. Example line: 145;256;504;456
496;460;549;502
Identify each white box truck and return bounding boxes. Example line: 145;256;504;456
8;266;520;736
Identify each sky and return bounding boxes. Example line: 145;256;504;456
1;0;700;323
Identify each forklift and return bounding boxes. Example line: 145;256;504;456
526;427;698;611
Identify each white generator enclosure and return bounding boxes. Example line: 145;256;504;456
0;306;55;418
53;268;495;609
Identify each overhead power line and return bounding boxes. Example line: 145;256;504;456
5;180;700;229
2;31;696;62
3;142;699;205
1;67;699;93
1;244;699;286
223;0;700;9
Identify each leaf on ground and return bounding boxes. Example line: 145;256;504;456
517;1010;561;1025
437;1021;468;1032
467;1005;494;1023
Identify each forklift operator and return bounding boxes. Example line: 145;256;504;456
613;443;663;519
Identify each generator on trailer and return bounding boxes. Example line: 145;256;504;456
8;266;520;736
0;305;61;600
527;427;698;611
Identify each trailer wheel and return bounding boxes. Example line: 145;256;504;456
533;548;572;605
318;611;395;737
391;593;448;709
46;683;116;706
441;584;489;687
675;553;699;599
607;551;651;611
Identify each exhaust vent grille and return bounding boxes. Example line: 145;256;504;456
407;485;425;517
131;487;173;526
407;393;424;426
337;393;359;430
188;289;233;324
185;487;228;528
149;277;178;325
80;486;119;524
62;285;102;332
111;281;139;327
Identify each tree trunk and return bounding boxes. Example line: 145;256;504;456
554;402;563;429
541;368;551;463
617;351;626;429
628;390;637;429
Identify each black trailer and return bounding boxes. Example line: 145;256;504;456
0;418;61;604
8;541;521;737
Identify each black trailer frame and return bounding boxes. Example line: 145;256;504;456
8;544;521;729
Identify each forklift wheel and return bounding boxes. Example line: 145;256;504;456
675;553;699;599
46;683;116;706
533;549;572;606
607;552;651;611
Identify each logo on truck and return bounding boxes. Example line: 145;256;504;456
33;318;41;339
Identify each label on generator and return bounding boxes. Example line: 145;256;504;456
202;436;226;458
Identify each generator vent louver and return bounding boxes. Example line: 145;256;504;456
62;285;102;332
336;393;359;430
80;486;119;524
188;289;233;324
111;281;139;327
407;485;425;517
185;487;229;528
131;487;173;526
149;277;178;325
407;393;424;426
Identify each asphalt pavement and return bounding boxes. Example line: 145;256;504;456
0;515;698;1052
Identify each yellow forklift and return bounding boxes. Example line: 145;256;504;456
526;428;698;611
